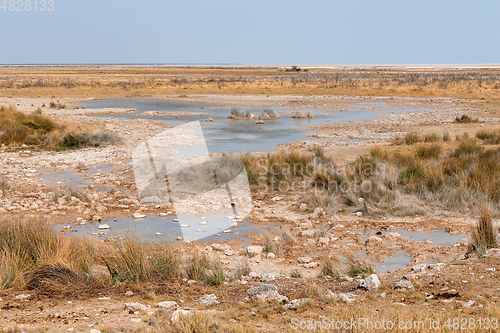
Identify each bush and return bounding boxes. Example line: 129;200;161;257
61;132;122;148
259;109;280;120
49;101;66;109
455;114;479;123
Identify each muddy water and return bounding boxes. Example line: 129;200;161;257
82;99;428;154
372;251;412;274
359;228;468;247
38;165;114;191
55;215;278;245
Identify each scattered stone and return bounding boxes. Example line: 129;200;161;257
125;291;133;296
230;222;238;228
124;302;150;312
297;257;313;264
133;213;146;219
206;117;213;122
358;274;381;291
193;294;219;306
395;279;415;291
92;215;101;222
313;207;324;217
98;224;110;229
284;298;309;310
255;120;265;124
299;203;308;211
356;212;363;217
267;252;276;258
246;284;288;304
171;309;192;322
156;301;179;309
89;330;101;333
159;213;168;217
261;273;278;282
318;237;330;246
14;294;31;300
301;262;318;269
339;292;358;303
385;232;401;239
463;300;476;307
485;268;496;272
246;246;263;257
173;218;179;222
98;296;111;300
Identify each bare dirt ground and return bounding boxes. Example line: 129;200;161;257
1;68;500;331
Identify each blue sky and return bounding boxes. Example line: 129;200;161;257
0;0;499;65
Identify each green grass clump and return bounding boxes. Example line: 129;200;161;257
291;269;302;278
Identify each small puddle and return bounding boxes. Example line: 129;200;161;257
38;165;114;191
357;228;468;247
372;251;412;274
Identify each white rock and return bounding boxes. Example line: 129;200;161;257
159;213;168;217
358;274;381;291
246;246;263;257
133;213;146;219
124;302;150;312
92;215;101;222
297;257;313;264
299;203;308;211
98;224;110;229
395;279;415;290
193;294;219;306
180;224;189;228
199;221;207;225
156;301;179;309
261;273;278;282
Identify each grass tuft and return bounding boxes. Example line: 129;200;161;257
468;207;498;257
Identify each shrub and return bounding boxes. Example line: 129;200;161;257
49;101;66;109
259;109;280;120
455;114;479;123
61;132;122;148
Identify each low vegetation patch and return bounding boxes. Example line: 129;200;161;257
0;104;121;148
455;114;479;123
468;207;498;257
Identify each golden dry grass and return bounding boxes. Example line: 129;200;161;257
1;66;500;100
